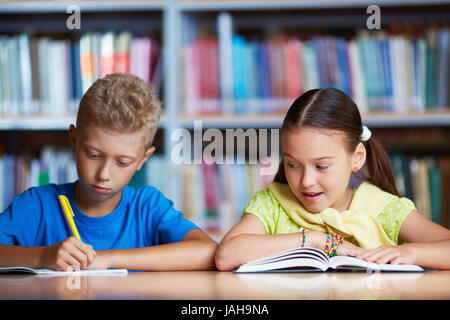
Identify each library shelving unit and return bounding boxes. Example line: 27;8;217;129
1;1;449;237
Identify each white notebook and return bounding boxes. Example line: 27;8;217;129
0;266;128;276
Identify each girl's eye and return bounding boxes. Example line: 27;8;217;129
316;165;329;170
287;163;299;169
88;153;100;159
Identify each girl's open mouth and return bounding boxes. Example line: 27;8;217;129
302;192;323;202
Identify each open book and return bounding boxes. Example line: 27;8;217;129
0;266;128;276
234;247;424;273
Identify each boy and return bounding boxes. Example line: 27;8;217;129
0;73;217;271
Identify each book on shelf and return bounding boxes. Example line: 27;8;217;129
0;147;77;211
234;247;424;273
390;153;449;227
179;160;275;234
183;35;221;115
182;25;450;115
0;31;162;118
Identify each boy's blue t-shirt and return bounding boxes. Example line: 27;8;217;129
0;182;199;250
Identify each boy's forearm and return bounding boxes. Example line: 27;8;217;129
99;240;217;271
0;245;44;268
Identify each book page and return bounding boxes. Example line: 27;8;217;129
235;257;329;273
244;247;329;266
235;247;331;273
329;256;424;272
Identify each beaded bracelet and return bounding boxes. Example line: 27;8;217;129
325;233;344;257
334;235;344;256
302;229;307;247
324;233;332;256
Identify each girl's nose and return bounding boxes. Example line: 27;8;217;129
301;169;316;188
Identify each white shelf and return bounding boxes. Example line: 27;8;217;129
0;116;76;130
0;115;167;130
362;112;450;128
178;0;450;11
2;113;448;130
180;114;283;128
0;1;165;13
179;112;450;129
2;0;446;13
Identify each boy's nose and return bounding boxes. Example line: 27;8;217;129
96;162;111;181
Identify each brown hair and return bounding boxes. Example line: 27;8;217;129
76;73;163;149
274;88;401;197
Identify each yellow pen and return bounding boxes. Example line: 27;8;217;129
58;195;82;242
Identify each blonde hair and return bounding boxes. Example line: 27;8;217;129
76;73;163;149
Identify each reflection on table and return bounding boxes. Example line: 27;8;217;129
0;270;449;300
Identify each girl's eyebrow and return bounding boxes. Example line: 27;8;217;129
283;152;334;161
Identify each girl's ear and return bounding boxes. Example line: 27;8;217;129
352;142;366;172
137;146;156;170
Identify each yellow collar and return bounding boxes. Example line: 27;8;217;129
268;181;396;249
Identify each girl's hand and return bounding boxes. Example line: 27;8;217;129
40;237;96;271
356;245;416;265
336;240;367;257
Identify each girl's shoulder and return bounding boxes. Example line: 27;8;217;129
244;188;300;235
383;196;416;213
377;196;416;244
247;188;280;206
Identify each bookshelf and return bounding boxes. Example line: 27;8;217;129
0;1;449;239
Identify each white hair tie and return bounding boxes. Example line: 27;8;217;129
361;125;372;142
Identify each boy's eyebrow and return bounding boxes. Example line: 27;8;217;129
84;144;137;160
283;152;334;161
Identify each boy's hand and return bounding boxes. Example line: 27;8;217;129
355;245;416;265
40;237;96;271
87;251;111;270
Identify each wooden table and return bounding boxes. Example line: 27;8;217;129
0;270;449;300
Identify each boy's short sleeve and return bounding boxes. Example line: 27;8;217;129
147;188;199;245
0;188;43;246
377;197;416;245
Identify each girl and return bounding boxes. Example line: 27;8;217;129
215;88;450;271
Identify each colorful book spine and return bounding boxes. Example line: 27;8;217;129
0;31;161;117
181;26;450;115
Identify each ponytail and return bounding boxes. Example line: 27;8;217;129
363;137;401;197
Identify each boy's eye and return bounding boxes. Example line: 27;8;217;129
316;165;329;170
88;153;100;159
117;161;130;167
